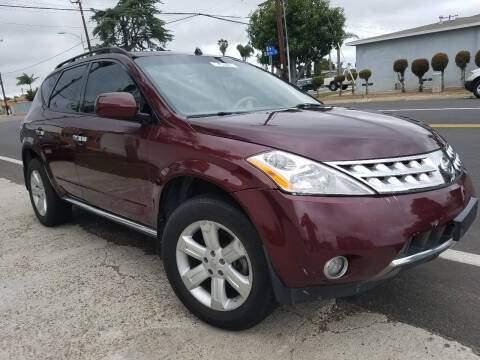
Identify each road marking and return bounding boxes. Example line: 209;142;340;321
382;107;480;112
429;124;480;128
0;155;22;166
440;249;480;267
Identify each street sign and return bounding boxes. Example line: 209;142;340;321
265;45;278;57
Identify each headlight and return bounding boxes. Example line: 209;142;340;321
446;145;462;171
247;150;375;195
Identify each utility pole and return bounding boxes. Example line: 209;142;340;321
0;73;9;115
281;0;291;83
274;0;287;80
71;0;92;52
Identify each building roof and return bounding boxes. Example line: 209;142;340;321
348;14;480;46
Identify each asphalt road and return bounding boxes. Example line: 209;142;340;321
0;99;479;355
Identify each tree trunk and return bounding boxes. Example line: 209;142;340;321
365;82;369;95
336;47;341;75
461;68;466;85
441;71;445;91
419;78;424;92
328;52;333;72
339;82;343;96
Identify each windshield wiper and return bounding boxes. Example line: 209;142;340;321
188;111;250;118
294;103;327;109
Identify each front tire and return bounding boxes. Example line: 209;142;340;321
162;196;274;330
27;158;72;226
473;79;480;98
329;82;338;91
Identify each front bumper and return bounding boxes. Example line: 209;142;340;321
234;172;476;304
465;80;474;92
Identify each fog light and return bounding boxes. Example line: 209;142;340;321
324;256;348;279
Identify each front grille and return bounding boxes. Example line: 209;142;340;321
327;148;462;194
398;222;455;258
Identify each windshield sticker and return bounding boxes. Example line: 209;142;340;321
210;62;237;68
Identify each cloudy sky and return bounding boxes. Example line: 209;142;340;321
0;0;478;96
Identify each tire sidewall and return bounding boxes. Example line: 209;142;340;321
162;197;272;329
473;80;480;98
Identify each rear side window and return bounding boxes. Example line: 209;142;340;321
82;61;150;114
41;73;59;105
50;65;87;113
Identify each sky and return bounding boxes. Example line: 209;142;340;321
0;0;479;97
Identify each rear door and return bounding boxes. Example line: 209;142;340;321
73;60;154;225
42;64;88;197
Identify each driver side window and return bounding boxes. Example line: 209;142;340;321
82;61;151;115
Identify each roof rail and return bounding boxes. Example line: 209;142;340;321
55;47;132;69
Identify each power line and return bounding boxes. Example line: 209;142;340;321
3;41;83;75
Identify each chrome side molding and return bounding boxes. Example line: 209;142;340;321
63;197;157;238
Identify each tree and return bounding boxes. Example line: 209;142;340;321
411;58;429;92
218;39;229;56
334;74;345;96
311;76;324;96
16;73;38;92
236;43;254;61
431;53;449;91
359;69;372;95
346;71;357;95
393;59;408;93
455;50;471;84
248;0;346;84
475;50;480;68
91;0;173;51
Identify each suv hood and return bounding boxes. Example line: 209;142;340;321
188;107;445;161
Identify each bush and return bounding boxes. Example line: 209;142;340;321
393;59;408;74
311;76;324;89
411;59;429;92
431;53;449;72
455;50;471;84
394;59;408;92
455;50;471;69
25;88;38;102
476;50;480;68
346;71;358;81
359;69;372;81
334;74;345;96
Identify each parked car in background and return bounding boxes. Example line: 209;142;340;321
297;77;314;91
465;68;480;98
21;48;477;330
324;68;357;91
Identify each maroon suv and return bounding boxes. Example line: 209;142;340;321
21;48;477;330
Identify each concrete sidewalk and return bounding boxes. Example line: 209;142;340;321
0;178;478;360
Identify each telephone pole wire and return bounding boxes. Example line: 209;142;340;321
71;0;91;52
274;0;287;80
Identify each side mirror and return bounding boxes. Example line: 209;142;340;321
95;92;137;118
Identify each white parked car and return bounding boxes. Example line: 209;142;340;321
323;68;356;91
465;69;480;98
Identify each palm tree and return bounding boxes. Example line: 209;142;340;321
218;39;229;56
333;31;358;74
16;73;38;91
236;44;254;61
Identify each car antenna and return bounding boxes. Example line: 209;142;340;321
194;47;203;56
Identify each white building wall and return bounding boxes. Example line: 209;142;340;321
354;27;480;92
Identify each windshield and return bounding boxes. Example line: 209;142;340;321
135;55;319;117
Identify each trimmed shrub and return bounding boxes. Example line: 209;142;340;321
393;59;408;92
359;69;372;94
431;53;449;91
311;76;324;95
455;50;471;84
411;58;430;92
334;74;346;96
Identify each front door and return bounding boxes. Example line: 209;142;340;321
73;60;154;226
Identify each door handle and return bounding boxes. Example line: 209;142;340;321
72;134;87;143
35;128;45;137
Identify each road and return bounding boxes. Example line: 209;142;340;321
0;99;479;359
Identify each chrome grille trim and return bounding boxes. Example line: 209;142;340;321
327;148;461;194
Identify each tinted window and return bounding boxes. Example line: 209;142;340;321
83;61;149;114
41;73;59;105
50;65;87;113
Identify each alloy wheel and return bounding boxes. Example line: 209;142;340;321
30;170;47;216
176;220;253;311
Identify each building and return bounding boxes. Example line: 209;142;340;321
347;14;480;92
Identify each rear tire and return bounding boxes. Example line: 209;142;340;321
473;79;480;98
329;82;338;91
162;196;275;330
27;159;72;227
